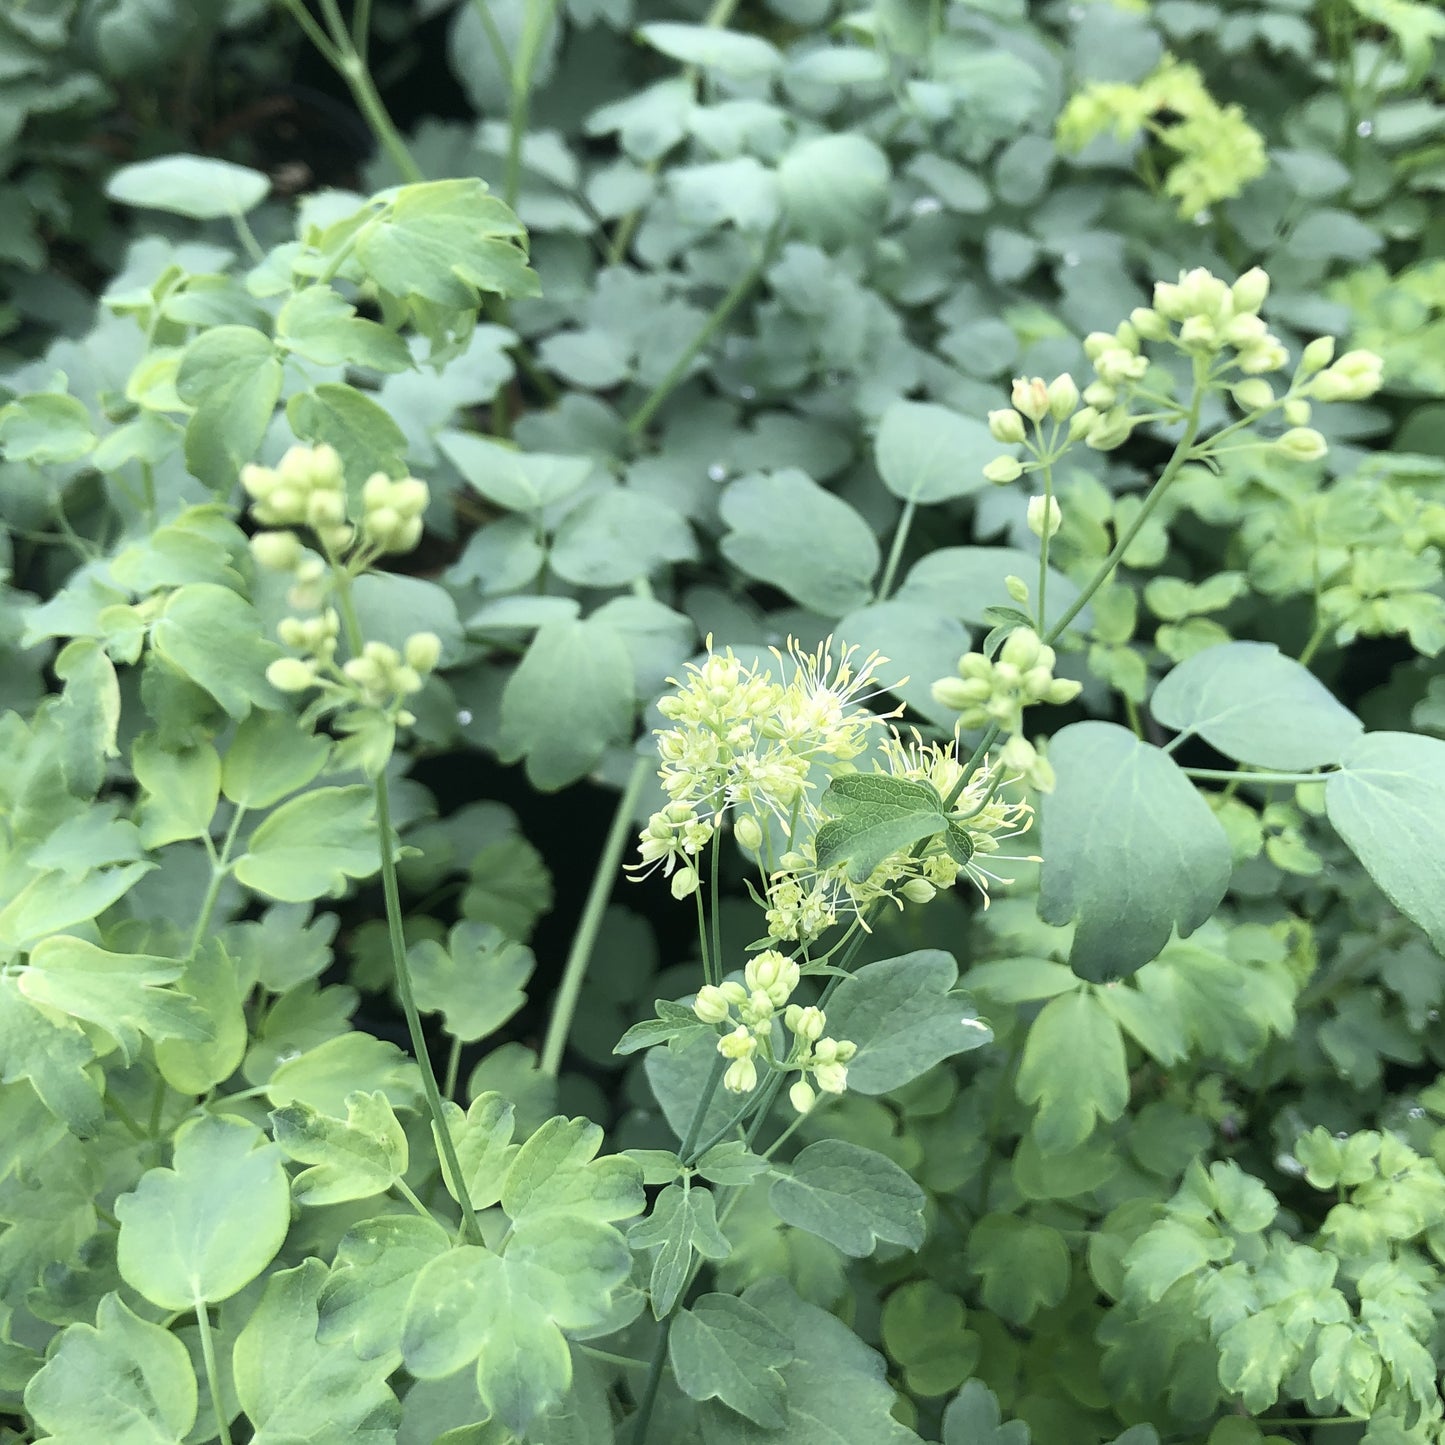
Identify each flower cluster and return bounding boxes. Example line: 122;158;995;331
243;443;430;567
630;639;891;900
931;629;1080;791
692;950;857;1108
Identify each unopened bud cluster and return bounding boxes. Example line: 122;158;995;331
979;267;1385;492
266;627;442;727
692;950;856;1108
244;444;431;569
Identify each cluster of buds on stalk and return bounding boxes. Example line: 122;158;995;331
692;950;857;1109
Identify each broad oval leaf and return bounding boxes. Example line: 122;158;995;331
638;22;783;78
1039;722;1232;981
813;773;948;883
233;785;380;902
1324;731;1445;952
670;1293;792;1428
898;545;1089;635
769;1139;925;1257
1151;641;1363;769
106;153;271;218
875;401;995;503
778;133;890;250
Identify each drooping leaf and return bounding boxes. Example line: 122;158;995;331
898;545;1089;634
1150;642;1363;769
0;392;94;463
23;1293;197;1445
942;1379;1029;1445
132;733;220;847
233;1258;400;1444
1040;722;1232;981
153;941;248;1095
769;1140;925;1256
114;1114;289;1309
550;488;697;586
1325;731;1445;951
638;22;782;78
822;950;992;1094
288;382;409;490
439;430;594;511
501;1113;644;1227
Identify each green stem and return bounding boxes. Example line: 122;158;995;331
1043;358;1208;646
540;755;650;1077
1298;617;1330;668
875;498;916;602
332;575;482;1244
628;1314;675;1445
394;1176;436;1223
188;805;247;961
1181;767;1329;785
625;235;776;438
1036;463;1055;629
194;1301;233;1445
443;1035;463;1100
502;0;561;211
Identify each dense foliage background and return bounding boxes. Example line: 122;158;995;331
1;0;1444;1443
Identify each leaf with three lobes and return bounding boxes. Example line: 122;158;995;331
1015;990;1130;1153
18;936;212;1065
671;1292;792;1428
115;1114;289;1309
438;1092;518;1208
22;1293;197;1445
501;1113;644;1226
234;1258;400;1444
813;774;948;883
270;1089;408;1206
0;977;103;1135
769;1140;925;1256
629;1182;731;1318
232;785;380;902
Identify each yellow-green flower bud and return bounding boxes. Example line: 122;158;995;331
1283;398;1312;427
901;878;936;904
723;1057;758;1093
694;985;732;1024
1027;494;1062;540
1129;306;1169;341
395;665;423;695
404;632;442;673
785;1004;825;1042
1095;348;1149;384
789;1080;816;1113
364;506;400;543
719;1025;756;1060
277;617;308;648
1082;381;1116;409
1178;315;1217;353
1299;336;1335;375
252;530;302;572
1222;313;1268;348
1011;376;1050;422
931;677;973;711
266;657;316;692
1068;406;1100;441
1311;349;1383;402
983;456;1024;485
1152;280;1186;319
1082;331;1115;360
745;950;800;1008
814;1061;847;1094
1046;374;1079;421
306;490;347;529
1045;677;1083;706
1230;266;1270;315
1231;379;1274;413
1237;340;1289;374
671;866;700;900
1085;411;1135;451
719;981;748;1007
240;463;278;501
988;409;1027;445
1005;574;1030;604
392;518;424;553
734;813;763;851
390;477;430;517
1274;427;1328;463
362;473;392;509
1000;627;1044;671
265;485;304;524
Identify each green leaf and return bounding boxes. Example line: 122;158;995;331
154;941;248;1094
1040;722;1232;981
275;286;412;373
967;1214;1071;1325
778;133;890;250
353;179;540;309
942;1380;1029;1445
0;392;94;463
821;950;992;1093
264;1032;420;1118
270;1090;408;1207
769;1140;925;1256
638;22;782;78
614;999;710;1055
233;785;381;902
502;1114;645;1226
287;383;408;490
233;1259;400;1444
350;571;465;664
175;326;282;489
440;430;593;511
220;711;330;810
1150;642;1363;769
898;546;1089;634
550;488;697;587
150;584;282;719
1325;731;1445;951
132;733;220;847
835;600;972;727
875;401;995;503
23;1293;197;1445
629;1182;731;1318
1015;990;1130;1153
105;153;270;218
719;469;879;616
813;774;948;883
410;920;534;1043
0;976;103;1135
115;1114;289;1309
18;936;211;1065
317;1214;452;1361
671;1293;792;1428
498;618;636;790
698;1278;922;1444
442;1092;517;1208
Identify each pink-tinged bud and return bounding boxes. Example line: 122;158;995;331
1011;376;1050;422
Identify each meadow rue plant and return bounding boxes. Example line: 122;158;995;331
4;2;1445;1443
